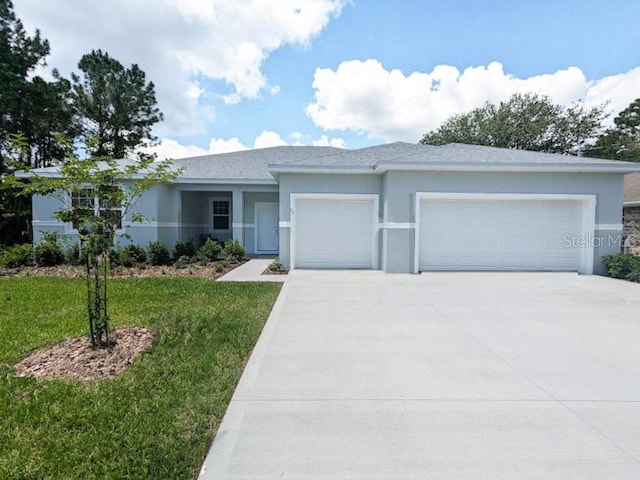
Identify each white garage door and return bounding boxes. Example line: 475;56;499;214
293;196;377;269
418;197;585;271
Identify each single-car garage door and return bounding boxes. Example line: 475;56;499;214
292;195;378;269
418;195;590;272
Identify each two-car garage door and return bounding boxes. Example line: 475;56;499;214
417;195;589;272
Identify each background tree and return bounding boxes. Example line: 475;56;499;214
0;0;74;244
71;50;163;159
585;98;640;161
420;93;608;155
7;145;180;346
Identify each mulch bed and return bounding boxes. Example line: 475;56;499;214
262;267;288;276
0;260;246;280
14;327;156;381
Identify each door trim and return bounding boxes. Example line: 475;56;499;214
414;192;596;274
290;193;379;270
254;202;279;254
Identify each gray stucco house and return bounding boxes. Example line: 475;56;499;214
30;142;640;274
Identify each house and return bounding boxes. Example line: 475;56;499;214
623;172;640;252
29;142;640;274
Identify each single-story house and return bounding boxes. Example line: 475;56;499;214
623;172;640;252
29;142;640;274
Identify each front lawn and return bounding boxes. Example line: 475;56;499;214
0;277;281;479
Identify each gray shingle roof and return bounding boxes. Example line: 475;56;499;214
174;145;342;181
20;142;640;182
393;143;639;166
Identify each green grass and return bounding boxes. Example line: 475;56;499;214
0;277;281;479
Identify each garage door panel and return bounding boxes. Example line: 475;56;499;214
294;198;375;269
419;198;583;272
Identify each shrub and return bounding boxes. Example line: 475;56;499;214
197;238;222;262
602;253;640;281
174;255;193;269
268;258;283;272
212;262;226;274
65;243;88;266
147;241;172;266
222;239;246;262
34;233;64;267
173;240;196;260
0;243;35;268
118;244;147;267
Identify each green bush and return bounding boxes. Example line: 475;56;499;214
268;258;283;271
173;240;197;260
118;244;147;267
174;255;193;269
222;239;246;262
147;241;172;266
197;238;222;262
34;233;65;267
0;243;35;268
603;253;640;282
65;243;88;266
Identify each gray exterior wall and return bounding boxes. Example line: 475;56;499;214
382;171;623;274
31;183;279;255
277;170;624;275
277;173;383;269
30;169;625;275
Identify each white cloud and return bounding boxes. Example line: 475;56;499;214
253;131;288;149
312;134;346;148
148;137;248;160
14;0;346;137
149;131;346;159
306;60;640;142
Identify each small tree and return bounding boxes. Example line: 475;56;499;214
6;142;179;346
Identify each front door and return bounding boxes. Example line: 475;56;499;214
256;202;279;253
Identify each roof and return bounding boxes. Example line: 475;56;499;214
18;142;640;183
624;172;640;205
269;142;640;175
174;145;342;183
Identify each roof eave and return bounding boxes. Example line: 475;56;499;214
375;162;640;174
173;177;277;185
267;165;375;176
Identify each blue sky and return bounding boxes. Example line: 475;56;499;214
14;0;640;157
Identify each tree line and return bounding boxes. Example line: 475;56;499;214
420;92;640;161
0;0;162;244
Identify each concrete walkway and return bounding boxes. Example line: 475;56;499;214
217;258;286;282
200;270;640;479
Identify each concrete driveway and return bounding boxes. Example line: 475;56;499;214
200;271;640;479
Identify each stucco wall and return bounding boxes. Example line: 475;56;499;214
384;171;623;274
277;173;383;268
278;170;624;274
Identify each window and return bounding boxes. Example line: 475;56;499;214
211;200;230;231
70;188;123;231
